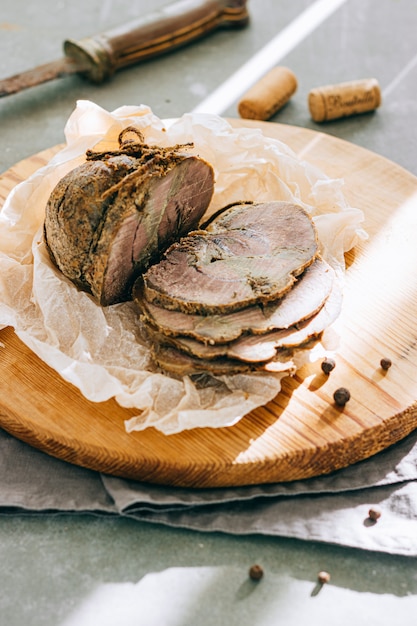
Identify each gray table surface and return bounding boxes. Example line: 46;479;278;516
1;1;417;625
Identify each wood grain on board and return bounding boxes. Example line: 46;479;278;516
1;120;417;487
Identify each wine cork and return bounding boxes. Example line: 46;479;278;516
238;66;298;121
308;78;381;122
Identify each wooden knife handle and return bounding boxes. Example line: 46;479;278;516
63;0;249;83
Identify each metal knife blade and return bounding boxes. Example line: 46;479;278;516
0;0;249;98
0;57;85;97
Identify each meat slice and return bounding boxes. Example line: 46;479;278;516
225;281;342;362
152;280;343;364
142;201;318;314
151;342;297;377
44;135;215;305
136;258;334;344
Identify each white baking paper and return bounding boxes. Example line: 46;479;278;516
0;100;367;434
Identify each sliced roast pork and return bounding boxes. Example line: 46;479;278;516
155;280;343;363
142;201;318;314
44;128;215;305
136;258;335;344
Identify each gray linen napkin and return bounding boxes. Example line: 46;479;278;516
1;427;416;556
0;429;116;514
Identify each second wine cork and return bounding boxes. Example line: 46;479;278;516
308;78;381;122
238;66;298;121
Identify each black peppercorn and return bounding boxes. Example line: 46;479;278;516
249;564;264;581
321;357;336;375
333;387;350;406
380;357;392;371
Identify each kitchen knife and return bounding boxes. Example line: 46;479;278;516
0;0;249;97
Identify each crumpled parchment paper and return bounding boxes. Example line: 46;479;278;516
0;100;367;434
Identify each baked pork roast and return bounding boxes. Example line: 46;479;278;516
44;128;215;305
44;134;342;379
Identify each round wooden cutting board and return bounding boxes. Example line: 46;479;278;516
1;120;417;488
